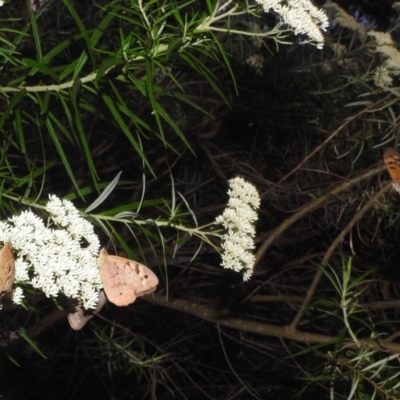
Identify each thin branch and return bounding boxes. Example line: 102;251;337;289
269;96;391;188
289;182;392;331
144;294;400;353
256;165;384;265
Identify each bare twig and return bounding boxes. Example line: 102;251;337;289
288;182;392;331
256;165;384;265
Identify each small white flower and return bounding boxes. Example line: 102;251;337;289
11;287;24;304
216;177;260;280
255;0;329;49
368;30;400;87
1;195;102;309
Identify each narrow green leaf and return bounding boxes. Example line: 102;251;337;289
114;211;139;219
70;78;81;110
13;108;26;153
45;114;81;196
95;58;126;84
208;31;237;93
59;58;80;81
63;0;96;69
157;103;192;151
166;38;183;61
6;354;21;367
27;0;43;63
41;91;51;115
18;162;55;186
145;59;166;144
56;92;75;143
90;10;115;46
71;97;99;186
111;228;133;257
18;328;47;358
100;199;164;216
0;90;26;132
22;58;60;82
85;171;123;213
43;39;72;64
90;215;111;237
101;93;153;172
72;52;90;81
180;49;229;105
109;80;150;131
30;91;49;115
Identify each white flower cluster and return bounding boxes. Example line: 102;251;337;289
368;30;400;87
0;195;102;309
255;0;329;49
216;177;260;281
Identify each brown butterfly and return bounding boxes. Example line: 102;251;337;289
97;248;159;306
384;147;400;194
67;291;106;330
0;243;15;298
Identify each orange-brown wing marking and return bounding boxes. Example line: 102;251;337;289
108;256;158;295
0;243;15;298
384;147;400;184
97;249;159;307
98;254;137;306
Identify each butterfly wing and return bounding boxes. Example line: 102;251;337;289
98;249;138;306
97;249;159;306
384;147;400;183
109;255;159;298
131;262;158;297
0;243;15;298
68;291;106;330
68;307;90;331
384;147;400;193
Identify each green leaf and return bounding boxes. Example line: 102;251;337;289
27;0;43;63
95;58;126;84
0;91;26;132
18;328;47;359
85;171;123;213
179;49;230;105
72;101;100;187
13;108;26;153
63;0;96;69
22;58;60;82
45;113;81;196
70;77;81;110
101;93;153;173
